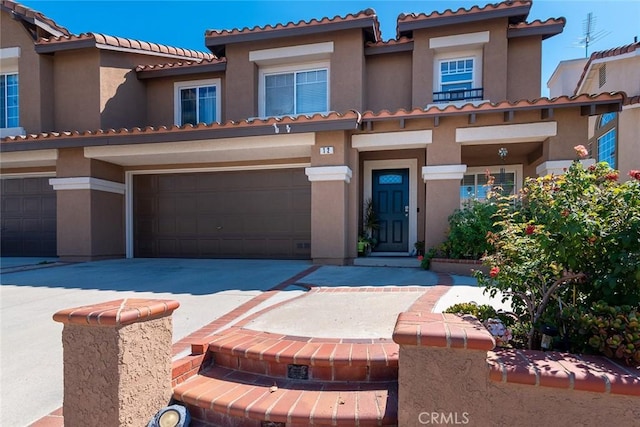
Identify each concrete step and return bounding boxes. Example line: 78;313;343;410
206;328;399;382
174;366;398;426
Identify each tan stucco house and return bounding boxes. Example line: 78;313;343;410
0;0;625;263
548;41;640;179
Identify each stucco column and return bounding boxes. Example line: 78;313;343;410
393;312;495;426
53;298;180;427
305;166;352;265
422;165;466;250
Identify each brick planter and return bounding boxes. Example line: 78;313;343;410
393;311;640;426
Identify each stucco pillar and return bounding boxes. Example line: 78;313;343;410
422;165;466;250
305;166;352;265
393;312;495;426
53;298;180;427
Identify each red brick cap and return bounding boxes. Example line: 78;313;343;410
53;298;180;327
393;312;496;350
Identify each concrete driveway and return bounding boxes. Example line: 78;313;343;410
0;258;316;427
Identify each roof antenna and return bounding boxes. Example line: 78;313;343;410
576;12;610;57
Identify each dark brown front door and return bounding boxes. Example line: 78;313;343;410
133;169;311;259
1;177;57;256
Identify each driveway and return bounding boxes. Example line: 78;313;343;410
0;258;315;427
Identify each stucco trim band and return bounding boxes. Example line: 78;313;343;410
429;31;490;49
456;121;557;145
0;149;58;168
535;159;596;176
249;42;334;65
49;177;125;194
352;130;432;152
422;164;467;181
305;166;352;183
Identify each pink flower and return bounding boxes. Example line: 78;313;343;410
525;224;536;235
574;145;589;159
629;170;640;181
417;255;424;261
605;172;618;181
489;267;500;278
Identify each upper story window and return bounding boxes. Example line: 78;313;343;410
174;78;221;126
1;73;19;129
592;112;617;169
259;62;329;118
429;32;488;105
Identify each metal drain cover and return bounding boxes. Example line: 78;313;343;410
287;364;309;380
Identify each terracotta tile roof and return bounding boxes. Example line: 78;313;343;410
1;0;70;36
624;95;640;106
364;37;414;55
507;18;565;39
135;58;227;79
397;0;531;36
205;9;380;54
359;92;626;120
0;111;363;146
575;42;640;94
34;32;215;61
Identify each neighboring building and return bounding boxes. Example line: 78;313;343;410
548;41;640;179
1;0;625;263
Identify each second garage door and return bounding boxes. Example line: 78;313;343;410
133;168;311;259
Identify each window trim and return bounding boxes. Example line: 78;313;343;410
460;165;523;207
258;61;330;118
173;78;221;126
590;112;617;169
1;72;19;130
433;49;482;95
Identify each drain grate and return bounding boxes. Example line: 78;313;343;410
262;422;285;427
287;364;309;380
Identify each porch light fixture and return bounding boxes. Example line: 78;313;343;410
498;147;508;185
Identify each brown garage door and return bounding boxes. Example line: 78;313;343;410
133;169;311;259
1;177;57;257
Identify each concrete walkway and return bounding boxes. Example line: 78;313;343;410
0;257;508;427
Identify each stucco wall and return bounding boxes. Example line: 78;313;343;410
61;317;173;427
53;49;102;132
618;108;640;179
507;36;543;100
0;12;54;133
365;51;413;112
310;180;349;264
399;345;640;427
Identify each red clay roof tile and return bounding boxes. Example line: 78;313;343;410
397;0;532;35
205;8;381;46
35;32;215;61
135;57;227;73
507;17;565;39
1;0;70;36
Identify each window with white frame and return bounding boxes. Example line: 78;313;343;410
1;73;19;129
260;63;328;117
592;112;617;169
433;49;483;103
460;167;520;207
174;79;220;126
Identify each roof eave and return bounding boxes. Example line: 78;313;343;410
206;17;378;53
0;116;361;152
507;24;564;40
136;62;227;79
397;4;530;37
364;41;414;56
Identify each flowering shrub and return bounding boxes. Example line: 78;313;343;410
476;146;640;353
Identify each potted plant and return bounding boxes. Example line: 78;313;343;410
359;198;379;256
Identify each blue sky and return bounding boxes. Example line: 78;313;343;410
23;0;640;96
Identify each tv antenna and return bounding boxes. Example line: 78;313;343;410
577;12;610;58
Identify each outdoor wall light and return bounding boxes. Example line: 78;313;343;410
539;324;558;351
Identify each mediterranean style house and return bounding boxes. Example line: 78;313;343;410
0;0;626;263
548;41;639;179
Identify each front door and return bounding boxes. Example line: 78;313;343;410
372;169;409;252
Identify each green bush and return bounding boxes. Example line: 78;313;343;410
564;301;640;367
476;150;640;352
443;200;499;259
